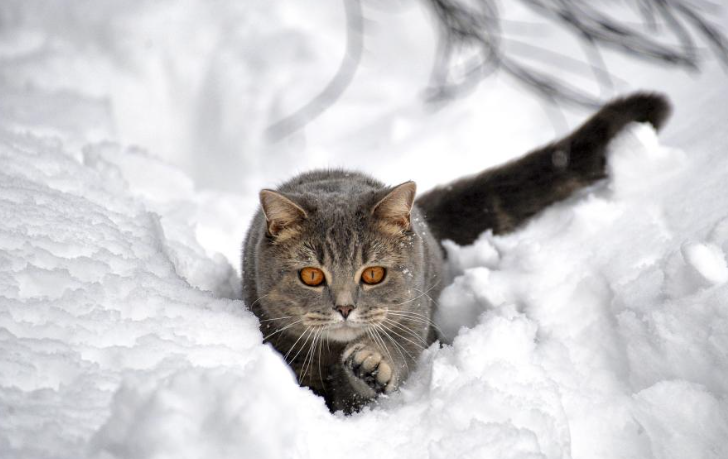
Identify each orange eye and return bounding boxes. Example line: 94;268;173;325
300;267;325;286
361;266;386;285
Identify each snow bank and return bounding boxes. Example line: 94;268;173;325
2;1;728;459
0;129;262;456
438;125;728;458
3;117;728;459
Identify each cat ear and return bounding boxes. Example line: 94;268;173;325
259;190;307;238
372;181;417;233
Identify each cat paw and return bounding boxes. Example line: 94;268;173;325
342;343;395;394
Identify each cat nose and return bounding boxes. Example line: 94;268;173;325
335;305;355;319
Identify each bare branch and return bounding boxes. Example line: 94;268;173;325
427;0;728;107
265;0;364;141
267;0;728;140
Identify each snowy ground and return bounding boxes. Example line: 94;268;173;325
1;1;728;458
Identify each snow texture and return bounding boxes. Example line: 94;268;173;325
1;1;728;459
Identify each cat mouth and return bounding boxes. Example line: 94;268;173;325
302;312;384;342
324;321;368;342
328;320;364;330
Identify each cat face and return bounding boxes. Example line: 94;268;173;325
253;182;430;344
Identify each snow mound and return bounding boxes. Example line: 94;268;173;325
2;2;728;457
3;113;728;459
0;129;265;457
438;124;728;458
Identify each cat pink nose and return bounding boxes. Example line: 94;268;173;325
335;305;354;319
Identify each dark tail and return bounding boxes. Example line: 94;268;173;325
416;92;671;246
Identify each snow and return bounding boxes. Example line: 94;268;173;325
2;1;728;458
437;123;728;457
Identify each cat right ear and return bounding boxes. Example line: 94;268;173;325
259;190;307;238
372;181;417;234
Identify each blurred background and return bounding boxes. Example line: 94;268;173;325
1;0;726;268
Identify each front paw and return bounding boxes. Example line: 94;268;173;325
342;343;395;395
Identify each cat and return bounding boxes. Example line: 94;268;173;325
242;93;671;413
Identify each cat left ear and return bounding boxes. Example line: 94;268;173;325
260;190;307;238
372;181;417;233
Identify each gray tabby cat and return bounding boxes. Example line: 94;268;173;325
242;93;670;413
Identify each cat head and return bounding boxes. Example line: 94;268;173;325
253;180;431;344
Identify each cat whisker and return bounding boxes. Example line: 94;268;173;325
367;326;397;372
356;314;386;324
392;280;443;307
385;311;428;321
284;326;313;366
298;329;317;381
383;318;429;347
300;327;321;383
373;324;412;372
263;318;305;341
386;310;443;336
373;323;408;359
413;286;441;308
248;293;271;309
386;310;431;320
392;291;430;306
418;278;443;297
318;330;327;387
303;320;339;328
258;315;296;323
385;312;439;330
380;320;427;352
303;313;340;327
303;323;333;383
306;313;334;320
356;308;387;323
365;328;386;368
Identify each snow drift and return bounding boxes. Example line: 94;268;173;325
1;1;728;459
3;113;728;459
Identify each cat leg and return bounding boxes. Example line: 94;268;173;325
326;339;409;413
342;342;397;395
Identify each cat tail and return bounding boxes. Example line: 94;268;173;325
415;92;671;246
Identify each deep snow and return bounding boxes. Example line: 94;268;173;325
1;1;728;458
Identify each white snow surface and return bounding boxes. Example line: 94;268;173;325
1;1;728;458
